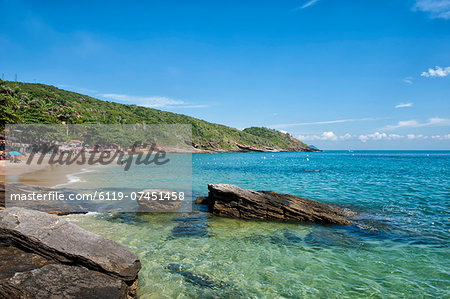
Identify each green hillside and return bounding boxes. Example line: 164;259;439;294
0;80;316;152
243;127;310;151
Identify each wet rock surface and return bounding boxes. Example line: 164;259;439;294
200;184;355;225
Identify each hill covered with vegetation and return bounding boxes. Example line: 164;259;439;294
0;80;316;152
243;127;310;151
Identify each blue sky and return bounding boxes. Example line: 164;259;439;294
0;0;449;149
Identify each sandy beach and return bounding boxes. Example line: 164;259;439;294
1;155;101;188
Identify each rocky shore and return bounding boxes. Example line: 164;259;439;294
0;182;354;297
196;184;355;225
0;208;141;298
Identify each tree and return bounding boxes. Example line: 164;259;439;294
0;86;22;129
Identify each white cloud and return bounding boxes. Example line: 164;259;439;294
395;102;414;108
388;134;404;140
297;132;351;141
428;117;450;125
359;132;388;142
298;131;449;143
403;77;413;84
358;132;439;142
358;133;412;142
292;0;320;11
270;117;377;129
383;118;450;130
407;134;428;139
280;130;288;134
321;131;338;141
340;133;352;140
397;120;420;127
98;93;207;109
421;66;450;77
414;0;450;19
432;134;450;139
301;0;320;9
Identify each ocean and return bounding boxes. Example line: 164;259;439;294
66;151;450;298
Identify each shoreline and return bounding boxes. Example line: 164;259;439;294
1;150;319;190
1;155;103;189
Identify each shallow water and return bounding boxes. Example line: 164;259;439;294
67;151;450;298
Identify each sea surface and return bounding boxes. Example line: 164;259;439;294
66;151;450;298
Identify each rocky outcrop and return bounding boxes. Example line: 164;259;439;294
234;142;278;152
3;183;89;215
199;184;355;225
137;189;182;212
0;208;141;298
0;247;130;299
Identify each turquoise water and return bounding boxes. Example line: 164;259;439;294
67;151;450;298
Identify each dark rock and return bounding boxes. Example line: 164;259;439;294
0;208;141;298
1;258;129;299
137;189;182;212
0;208;141;287
195;196;209;205
203;184;355;225
0;281;33;299
13;264;128;299
0;245;49;280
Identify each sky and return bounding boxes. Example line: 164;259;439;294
0;0;449;150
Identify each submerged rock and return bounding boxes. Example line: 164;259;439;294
200;184;355;225
270;231;304;246
167;263;245;297
171;212;210;238
0;208;141;298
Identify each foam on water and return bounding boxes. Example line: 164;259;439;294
51;168;95;188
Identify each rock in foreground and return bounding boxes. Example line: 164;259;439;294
0;208;141;298
201;184;354;225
